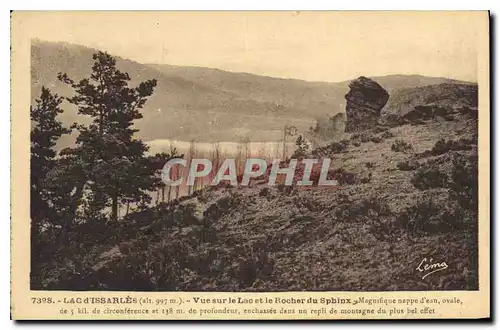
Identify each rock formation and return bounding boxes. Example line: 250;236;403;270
344;76;389;132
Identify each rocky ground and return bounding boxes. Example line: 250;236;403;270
32;78;479;292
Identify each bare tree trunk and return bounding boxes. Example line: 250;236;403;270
282;125;287;160
188;140;196;195
111;195;118;222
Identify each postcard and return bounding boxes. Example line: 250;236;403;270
11;10;490;320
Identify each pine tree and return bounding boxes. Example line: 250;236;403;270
30;87;71;233
58;51;157;222
294;135;309;157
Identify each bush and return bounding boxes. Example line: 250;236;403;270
449;156;478;211
312;140;349;157
360;134;371;143
293;196;321;212
360;172;372;183
391;139;413;153
236;251;275;288
351;132;370;143
380;131;394;139
203;195;239;220
431;138;474;155
329;140;349;153
372;126;387;134
277;184;294;195
329;168;356;185
396;161;418;171
293;135;310;157
259;187;270;197
396;200;461;233
458;106;478;120
431;138;453;155
335;197;391;222
411;167;448;190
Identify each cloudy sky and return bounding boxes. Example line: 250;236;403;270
22;11;482;82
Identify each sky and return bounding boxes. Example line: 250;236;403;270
22;11;482;82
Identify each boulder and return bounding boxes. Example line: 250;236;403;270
345;76;389;132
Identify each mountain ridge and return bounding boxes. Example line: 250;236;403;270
31;40;475;147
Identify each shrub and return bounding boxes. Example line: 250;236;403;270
329;168;356;185
372;126;387;134
277;184;294;195
259;187;270;197
360;172;372;184
396;200;461;233
391;139;413;153
293;196;321;212
396;161;418;171
203;195;239;220
458;106;478;120
351;132;370;143
329;140;349;154
431;138;474;155
293;135;310;157
449;156;478;211
360;134;371;143
411;167;448;190
312;140;349;157
335;197;391;222
431;139;453;155
380;131;394;139
236;251;275;288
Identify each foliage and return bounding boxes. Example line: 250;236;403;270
396;161;418;171
396;199;461;233
30;87;71;236
411;167;448;190
431;138;474;156
328;140;349;154
335;197;391;222
380;131;394;139
391;139;413;153
293;135;309;157
57;51;158;222
449;156;478;212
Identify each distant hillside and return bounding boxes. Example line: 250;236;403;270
32;41;342;146
31;40;474;148
364;74;475;92
383;83;478;117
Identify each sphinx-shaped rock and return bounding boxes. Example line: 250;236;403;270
344;76;389;132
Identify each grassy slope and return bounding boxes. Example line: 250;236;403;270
79;111;477;292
